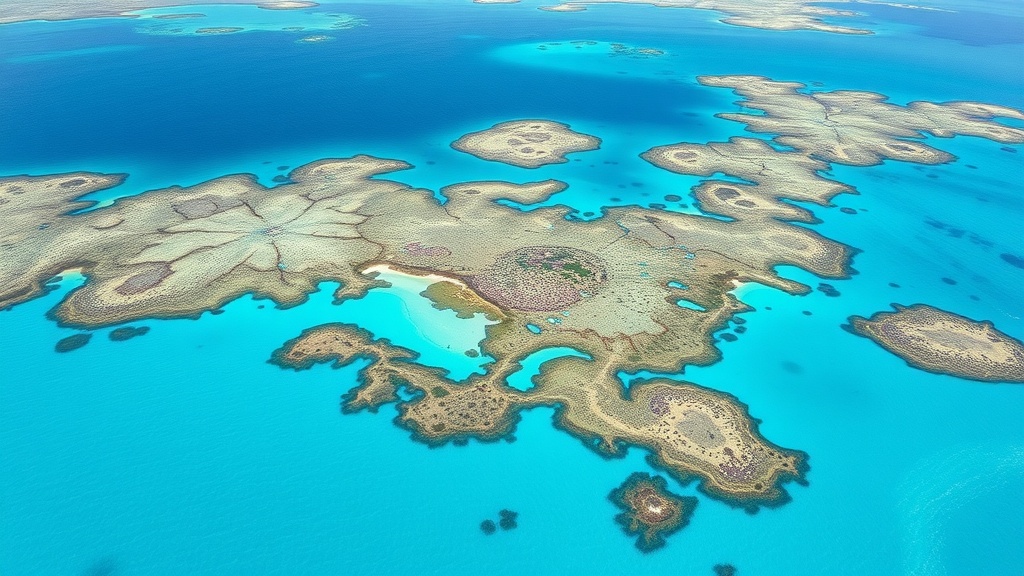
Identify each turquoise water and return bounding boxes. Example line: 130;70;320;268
130;5;364;37
675;299;707;312
345;268;498;380
1;1;1022;574
506;347;592;391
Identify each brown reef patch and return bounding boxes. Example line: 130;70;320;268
609;472;697;552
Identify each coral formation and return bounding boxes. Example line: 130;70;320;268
848;304;1024;383
609;472;697;552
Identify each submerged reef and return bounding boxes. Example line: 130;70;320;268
498;509;518;530
609;472;697;552
848;304;1024;383
714;565;738;576
109;326;151;341
478;510;518;534
55;333;92;353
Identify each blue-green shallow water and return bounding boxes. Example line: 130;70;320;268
1;1;1023;574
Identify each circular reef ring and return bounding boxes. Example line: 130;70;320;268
471;246;608;312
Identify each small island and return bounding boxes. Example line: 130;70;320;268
195;27;243;34
848;304;1024;383
451;120;600;168
609;472;697;552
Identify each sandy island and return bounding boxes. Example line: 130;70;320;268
848;304;1024;383
451;120;601;168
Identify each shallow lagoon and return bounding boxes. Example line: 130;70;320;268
130;5;364;37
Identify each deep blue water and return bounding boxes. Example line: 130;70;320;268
1;1;1023;574
818;1;1024;46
